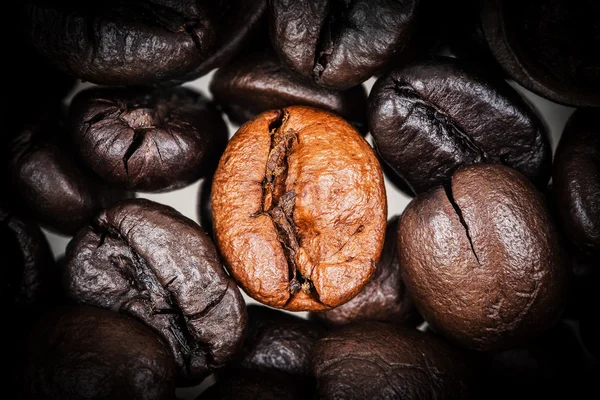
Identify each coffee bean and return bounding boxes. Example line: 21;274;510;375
553;109;600;256
212;106;387;311
23;306;176;400
198;369;308;400
464;0;600;106
398;164;568;351
268;0;420;90
63;198;247;386
369;56;551;195
8;108;127;235
312;322;478;399
69;86;228;192
235;305;325;377
210;46;368;132
312;216;420;326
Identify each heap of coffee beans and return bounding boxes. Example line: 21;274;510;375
4;1;598;399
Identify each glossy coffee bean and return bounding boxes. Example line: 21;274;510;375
25;1;265;86
312;216;420;326
8;108;126;235
553;109;600;257
312;322;477;399
481;321;585;399
268;0;420;90
235;305;325;377
23;306;176;400
69;86;228;192
1;204;55;311
468;0;600;106
212;106;387;311
63;198;247;386
398;164;568;351
369;57;551;195
210;46;368;131
198;369;308;400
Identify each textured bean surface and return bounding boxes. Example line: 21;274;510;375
212;106;387;311
236;305;325;376
479;0;600;106
369;57;551;195
398;164;568;351
9;109;125;235
312;322;477;399
269;0;420;90
25;1;219;85
69;86;227;192
313;216;420;326
553;109;600;256
23;306;176;400
64;199;247;386
198;369;307;400
210;46;368;131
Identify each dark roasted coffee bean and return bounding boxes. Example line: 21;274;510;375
312;216;420;326
1;204;55;311
198;369;308;400
69;86;228;192
63;198;247;386
210;46;368;131
312;322;478;399
482;321;585;399
462;0;600;106
369;57;551;195
398;164;568;351
212;106;387;311
8;108;127;235
553;109;600;257
23;306;176;400
268;0;420;90
235;305;325;377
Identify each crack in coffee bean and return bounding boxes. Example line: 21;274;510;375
313;0;351;81
260;111;315;297
443;185;480;264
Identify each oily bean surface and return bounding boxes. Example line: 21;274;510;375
69;86;227;192
369;57;550;195
64;198;247;386
398;164;568;351
212;106;387;311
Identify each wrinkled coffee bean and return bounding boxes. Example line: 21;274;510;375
398;164;568;351
268;0;420;90
210;46;368;131
172;0;268;84
212;106;387;311
312;216;420;326
25;1;265;86
63;198;247;386
235;305;325;377
369;56;551;195
1;204;55;311
469;0;600;106
23;306;176;400
69;86;228;192
198;369;308;400
553;109;600;257
312;322;477;399
482;321;585;399
8;108;126;235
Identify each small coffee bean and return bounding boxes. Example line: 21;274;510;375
69;86;228;192
398;164;568;351
312;322;478;399
369;56;551;195
63;198;247;386
23;306;176;400
212;106;387;311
